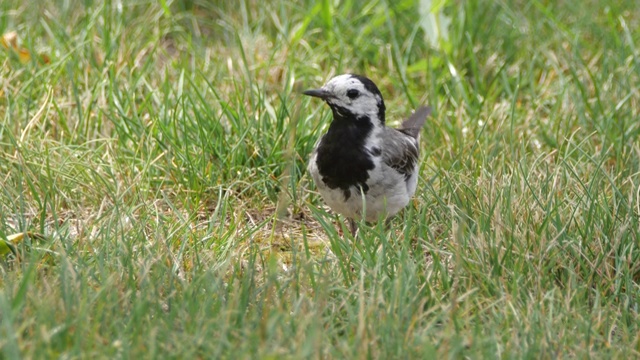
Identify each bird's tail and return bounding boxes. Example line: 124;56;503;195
400;106;431;139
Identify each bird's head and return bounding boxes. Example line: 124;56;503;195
303;74;386;126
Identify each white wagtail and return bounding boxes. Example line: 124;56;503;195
304;74;431;236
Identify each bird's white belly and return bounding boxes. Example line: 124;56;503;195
309;153;417;222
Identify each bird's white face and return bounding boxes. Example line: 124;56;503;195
322;75;382;117
304;74;386;125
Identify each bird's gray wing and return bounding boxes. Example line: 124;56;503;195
379;106;430;179
380;128;420;180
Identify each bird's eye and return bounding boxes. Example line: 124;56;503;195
346;89;360;99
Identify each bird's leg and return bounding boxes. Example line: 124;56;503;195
385;217;393;230
349;218;358;237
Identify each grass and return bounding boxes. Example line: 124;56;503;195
1;0;639;357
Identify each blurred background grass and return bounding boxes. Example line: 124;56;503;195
0;0;639;357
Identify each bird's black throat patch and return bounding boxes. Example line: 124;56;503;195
315;105;375;200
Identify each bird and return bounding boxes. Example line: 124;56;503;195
303;74;431;236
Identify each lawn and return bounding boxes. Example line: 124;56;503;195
1;0;639;358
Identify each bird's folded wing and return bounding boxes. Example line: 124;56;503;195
380;129;420;180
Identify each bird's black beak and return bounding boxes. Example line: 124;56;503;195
303;88;331;100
